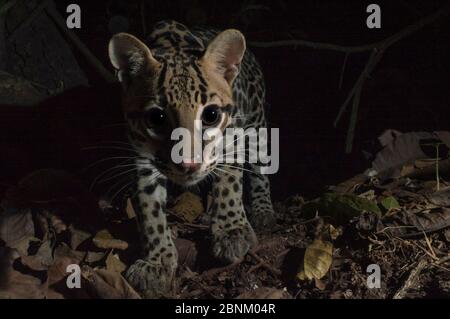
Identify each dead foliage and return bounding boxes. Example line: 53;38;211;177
0;159;449;299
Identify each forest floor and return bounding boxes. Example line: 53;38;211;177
0;160;449;299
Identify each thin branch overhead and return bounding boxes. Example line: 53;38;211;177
250;4;450;153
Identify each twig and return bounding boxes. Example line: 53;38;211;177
377;219;450;239
344;66;363;153
248;251;281;276
339;3;449;150
431;256;450;273
249;4;450;53
338;53;349;90
200;257;245;280
198;242;277;280
44;1;116;83
435;256;450;265
403;240;440;261
250;37;381;53
393;259;428;299
247;249;290;275
340;47;384;152
250;4;450;153
422;231;437;259
273;216;320;234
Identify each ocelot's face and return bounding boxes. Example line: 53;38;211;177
108;31;246;186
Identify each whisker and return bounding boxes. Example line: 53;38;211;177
214;166;240;179
216;163;256;175
220;150;247;159
89;161;135;190
95;140;137;147
221;150;247;155
81;146;139;153
108;171;164;205
109;178;137;205
81;156;142;173
128;173;162;201
210;169;221;182
98;167;140;185
223;135;246;151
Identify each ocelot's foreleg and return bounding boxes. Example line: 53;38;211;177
210;165;257;263
125;166;178;298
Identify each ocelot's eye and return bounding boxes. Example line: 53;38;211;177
201;105;222;126
145;108;166;127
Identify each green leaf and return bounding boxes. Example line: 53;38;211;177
301;192;381;225
380;196;400;211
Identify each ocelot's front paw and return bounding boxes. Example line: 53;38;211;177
212;223;257;263
125;258;177;298
249;207;277;231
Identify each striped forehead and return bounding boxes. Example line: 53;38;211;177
159;58;209;111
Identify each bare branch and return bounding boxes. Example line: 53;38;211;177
249;4;450;53
250;4;450;153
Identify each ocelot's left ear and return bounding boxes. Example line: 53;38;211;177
108;33;160;87
201;29;246;85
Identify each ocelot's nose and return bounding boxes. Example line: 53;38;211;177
180;160;201;173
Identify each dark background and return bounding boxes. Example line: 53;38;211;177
2;0;449;201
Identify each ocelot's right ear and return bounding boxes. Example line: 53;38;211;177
108;33;160;87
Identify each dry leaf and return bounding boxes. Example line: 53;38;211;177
93;229;128;250
69;226;92;250
22;240;54;268
170;192;204;223
328;224;341;240
126;198;136;219
367;130;450;180
298;239;333;281
426;188;450;206
94;229;113;240
0;247;19;288
105;252;126;273
444;228;450;242
81;266;141;299
8;236;41;257
0;208;35;248
376;207;450;237
85;251;106;263
5;169;103;231
47;244;85;286
35;211;67;239
400;164;416;177
0;247;48;299
0;267;47;299
314;278;326;290
175;238;198;269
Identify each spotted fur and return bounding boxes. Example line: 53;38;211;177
108;20;275;297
